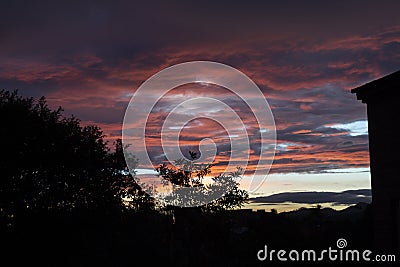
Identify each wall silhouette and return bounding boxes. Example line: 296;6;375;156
352;70;400;258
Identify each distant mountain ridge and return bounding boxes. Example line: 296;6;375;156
250;189;371;205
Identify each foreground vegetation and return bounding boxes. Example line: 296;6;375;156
0;90;373;266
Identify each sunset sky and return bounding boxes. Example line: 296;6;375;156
2;1;400;200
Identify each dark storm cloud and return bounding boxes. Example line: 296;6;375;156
2;1;400;58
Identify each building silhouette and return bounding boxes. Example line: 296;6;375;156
352;70;400;257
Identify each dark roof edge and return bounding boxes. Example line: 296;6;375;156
350;70;400;103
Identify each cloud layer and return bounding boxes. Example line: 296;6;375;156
1;1;400;174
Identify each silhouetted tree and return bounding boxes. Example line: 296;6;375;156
156;151;211;188
110;139;155;211
155;151;249;212
0;90;151;226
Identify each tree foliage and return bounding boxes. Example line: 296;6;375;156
155;151;249;212
0;90;151;225
0;89;248;229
